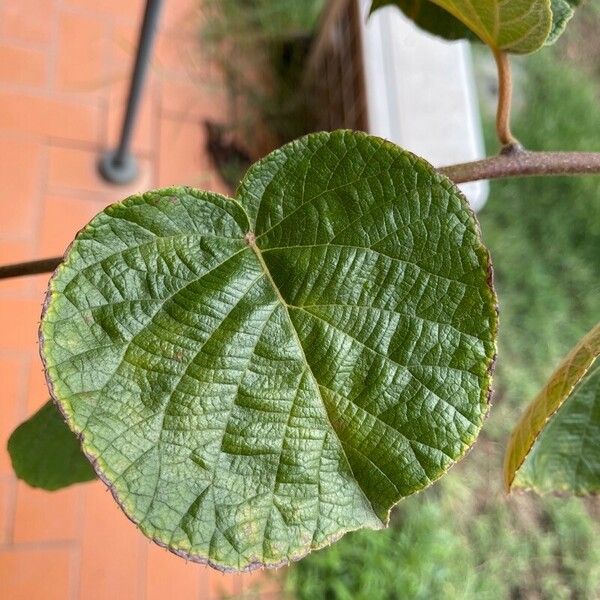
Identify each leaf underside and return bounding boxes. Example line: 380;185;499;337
8;400;96;490
40;130;497;571
505;323;600;495
371;0;557;54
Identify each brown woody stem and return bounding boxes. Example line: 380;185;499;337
438;150;600;183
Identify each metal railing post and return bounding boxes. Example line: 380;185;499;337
98;0;163;184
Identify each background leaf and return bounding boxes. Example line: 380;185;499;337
8;400;96;490
40;131;497;571
370;0;474;41
546;0;583;45
505;323;600;494
371;0;553;54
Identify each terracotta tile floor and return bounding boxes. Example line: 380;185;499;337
0;0;277;597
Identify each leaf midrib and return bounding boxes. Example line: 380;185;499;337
247;235;384;523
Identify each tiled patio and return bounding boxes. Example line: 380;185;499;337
0;0;275;597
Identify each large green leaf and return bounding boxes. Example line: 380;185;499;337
8;400;96;490
505;323;600;494
40;131;498;571
370;0;553;54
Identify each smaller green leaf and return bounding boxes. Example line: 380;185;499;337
504;323;600;495
371;0;553;54
8;400;96;490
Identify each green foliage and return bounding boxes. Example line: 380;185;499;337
3;0;597;588
461;43;600;595
505;323;600;494
39;131;497;571
452;43;600;594
8;400;95;490
203;0;324;41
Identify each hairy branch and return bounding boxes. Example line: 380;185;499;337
438;150;600;184
0;257;62;280
2;150;600;281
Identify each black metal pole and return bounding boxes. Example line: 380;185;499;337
98;0;163;184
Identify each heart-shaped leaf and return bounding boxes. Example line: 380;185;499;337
505;323;600;495
40;131;498;571
8;400;96;490
371;0;553;54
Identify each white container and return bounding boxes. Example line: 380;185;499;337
357;1;488;211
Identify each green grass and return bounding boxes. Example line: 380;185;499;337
285;495;478;600
286;23;600;600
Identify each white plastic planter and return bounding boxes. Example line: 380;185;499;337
357;1;488;211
